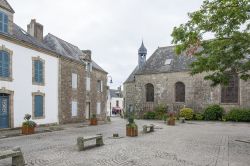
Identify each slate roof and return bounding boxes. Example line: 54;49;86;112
124;46;195;83
43;33;107;73
0;0;14;13
10;24;54;52
110;89;122;98
138;41;147;54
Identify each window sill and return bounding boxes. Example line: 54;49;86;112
33;116;45;120
33;82;45;86
0;76;13;82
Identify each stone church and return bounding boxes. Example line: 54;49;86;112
123;42;250;116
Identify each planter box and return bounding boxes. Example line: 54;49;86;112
90;118;98;125
167;119;175;126
22;126;35;135
126;126;138;137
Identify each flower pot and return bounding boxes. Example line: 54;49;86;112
90;118;98;125
22;126;35;135
167;118;175;126
126;126;138;137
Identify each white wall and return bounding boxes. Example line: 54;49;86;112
107;94;124;116
0;39;59;127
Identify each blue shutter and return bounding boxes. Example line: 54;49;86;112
3;14;8;33
34;95;43;117
0;12;3;32
34;61;39;82
3;52;9;77
0;51;9;78
39;61;43;83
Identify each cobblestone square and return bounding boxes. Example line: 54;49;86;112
0;118;250;166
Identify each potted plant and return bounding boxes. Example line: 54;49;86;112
126;115;138;137
90;114;98;125
22;114;37;135
167;112;175;126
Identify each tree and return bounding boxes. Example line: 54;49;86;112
171;0;250;86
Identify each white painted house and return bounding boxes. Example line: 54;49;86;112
0;1;59;128
107;87;123;116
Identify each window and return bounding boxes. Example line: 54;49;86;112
86;77;91;91
97;80;103;92
34;60;44;84
34;95;44;118
0;51;9;78
0;12;8;33
221;75;239;103
116;100;119;107
145;83;154;102
97;102;101;115
86;62;92;72
175;82;185;102
72;73;78;89
72;101;78;117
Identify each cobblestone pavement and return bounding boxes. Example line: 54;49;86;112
0;118;250;166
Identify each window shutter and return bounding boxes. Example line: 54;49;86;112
0;13;3;32
72;101;78;116
39;61;43;83
3;52;9;77
34;61;39;82
97;102;101;115
72;73;78;89
3;14;8;33
35;95;43;117
0;51;9;77
101;80;103;92
86;77;90;91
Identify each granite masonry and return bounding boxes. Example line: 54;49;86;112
124;42;250;116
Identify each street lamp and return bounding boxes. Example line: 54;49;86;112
107;75;113;84
107;75;113;117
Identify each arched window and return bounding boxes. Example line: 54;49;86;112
175;82;185;102
145;83;154;102
221;74;239;103
0;51;10;78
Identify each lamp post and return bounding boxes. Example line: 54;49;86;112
107;75;113;117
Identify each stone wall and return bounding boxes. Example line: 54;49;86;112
59;58;107;124
59;58;86;124
124;71;250;115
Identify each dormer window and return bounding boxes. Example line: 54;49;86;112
86;62;92;72
0;12;8;33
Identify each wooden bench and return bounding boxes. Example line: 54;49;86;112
77;134;104;151
0;147;25;166
143;124;154;133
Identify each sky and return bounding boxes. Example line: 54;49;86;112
8;0;204;89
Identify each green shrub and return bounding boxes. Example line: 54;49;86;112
180;108;194;120
155;104;167;119
194;113;203;120
143;111;156;119
225;108;250;122
203;105;224;121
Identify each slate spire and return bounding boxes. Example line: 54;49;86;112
138;41;147;69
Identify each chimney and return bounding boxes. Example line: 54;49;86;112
82;50;92;61
27;19;43;42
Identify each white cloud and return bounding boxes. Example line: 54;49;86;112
8;0;203;89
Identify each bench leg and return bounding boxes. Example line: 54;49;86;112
143;126;147;133
96;137;104;146
77;137;85;151
12;155;25;166
150;126;154;132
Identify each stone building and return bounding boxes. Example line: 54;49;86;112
43;34;108;124
0;0;108;128
124;42;250;116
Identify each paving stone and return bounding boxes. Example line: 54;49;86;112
0;118;250;166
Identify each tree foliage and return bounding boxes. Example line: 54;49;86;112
171;0;250;86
